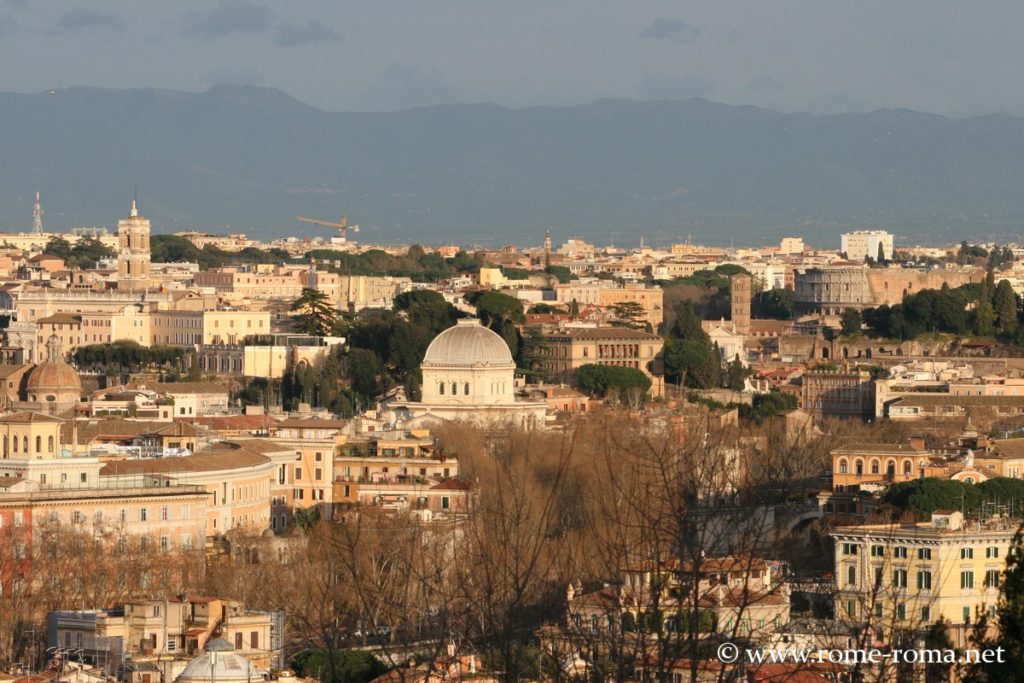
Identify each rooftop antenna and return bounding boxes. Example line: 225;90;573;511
32;192;43;234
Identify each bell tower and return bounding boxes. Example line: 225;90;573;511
117;197;151;291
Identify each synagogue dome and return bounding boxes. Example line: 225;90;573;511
422;319;514;368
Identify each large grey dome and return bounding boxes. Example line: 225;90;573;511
422;319;514;368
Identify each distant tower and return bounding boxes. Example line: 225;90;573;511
308;257;318;289
32;192;43;234
543;228;552;267
117;197;152;292
730;273;752;335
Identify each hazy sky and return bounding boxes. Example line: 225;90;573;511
0;0;1020;116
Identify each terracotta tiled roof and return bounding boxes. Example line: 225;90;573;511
99;447;270;476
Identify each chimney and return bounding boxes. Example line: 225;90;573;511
908;435;926;450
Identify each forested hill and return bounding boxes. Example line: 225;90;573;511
2;85;1024;245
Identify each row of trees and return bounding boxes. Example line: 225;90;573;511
43;237;115;269
861;274;1021;341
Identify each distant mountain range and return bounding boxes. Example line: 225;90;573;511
1;84;1023;247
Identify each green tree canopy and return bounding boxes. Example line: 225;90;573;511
290;288;340;337
575;364;652;397
840;308;863;336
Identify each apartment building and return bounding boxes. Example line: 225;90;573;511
802;366;875;421
540;327;664;391
832;510;1013;646
47;597;282;679
265;417;347;530
150;310;271;347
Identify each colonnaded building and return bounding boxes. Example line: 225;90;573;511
387;318;547;428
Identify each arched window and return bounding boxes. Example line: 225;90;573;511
2;435;6;457
838;459;848;474
48;435;54;453
903;460;913;476
855;459;864;475
464;383;470;395
439;383;445;396
35;436;41;453
12;435;17;454
847;566;856;586
451;383;457;396
886;460;896;477
870;459;880;475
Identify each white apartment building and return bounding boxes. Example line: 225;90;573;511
841;230;894;262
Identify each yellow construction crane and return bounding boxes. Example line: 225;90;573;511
296;213;360;242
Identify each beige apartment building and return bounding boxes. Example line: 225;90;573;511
265;418;346;530
832;510;1013;647
553;283;663;328
150;310;271;346
36;313;82;356
48;597;280;679
80;307;152;346
99;440;283;536
540;327;664;392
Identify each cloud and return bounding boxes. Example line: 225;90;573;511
637;73;716;100
273;19;342;47
181;0;272;41
363;63;462;109
51;7;125;35
0;14;19;38
746;76;787;92
639;17;699;44
4;0;28;10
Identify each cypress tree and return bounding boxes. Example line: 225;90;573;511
994;280;1019;334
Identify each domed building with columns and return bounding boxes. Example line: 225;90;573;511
388;319;547;428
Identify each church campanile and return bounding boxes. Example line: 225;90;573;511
117;198;152;291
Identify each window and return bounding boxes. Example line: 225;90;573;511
921;606;931;622
985;570;1000;588
295;467;302;480
870;460;880;474
160;536;170;552
896;603;906;620
903;460;912;475
167;637;177;652
250;632;259;649
870;545;884;557
140;508;148;522
235;633;243;650
442;496;450;510
874;566;883;587
961;571;975;589
439;383;445;395
987;547;1000;559
892;569;908;588
846;600;857;618
161;507;169;521
841;543;859;555
35;436;41;453
918;548;932;560
894;546;908;559
838;459;848;474
846;566;856;586
48;436;54;452
917;571;932;590
962;548;974;560
314;468;322;481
